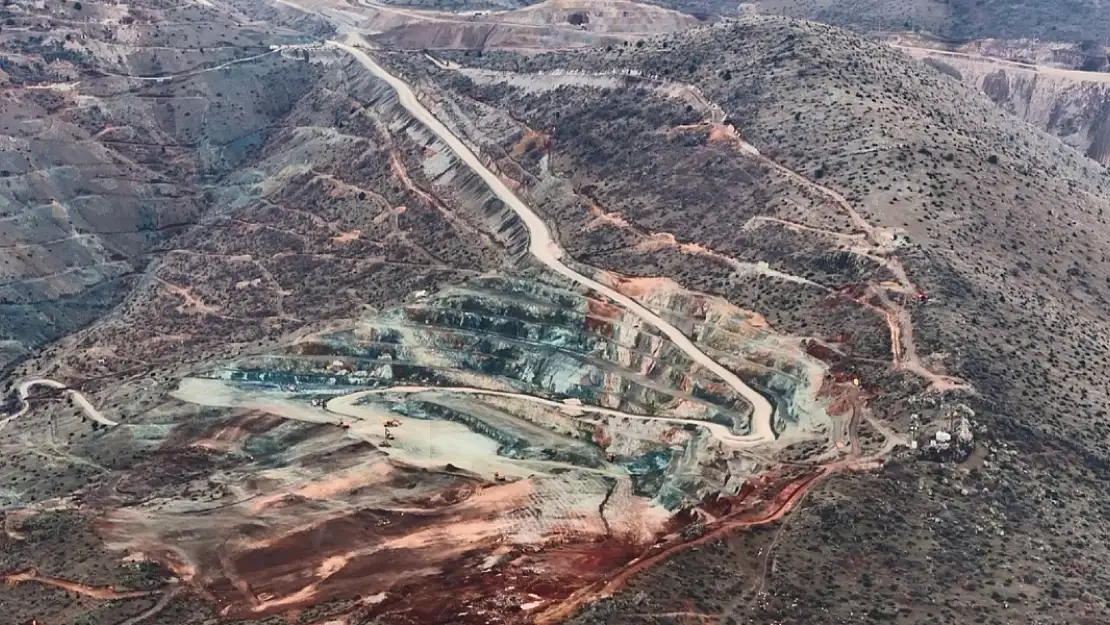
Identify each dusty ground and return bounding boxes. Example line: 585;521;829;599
4;3;1110;625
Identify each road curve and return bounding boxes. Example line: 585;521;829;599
0;379;117;433
327;385;768;447
326;37;775;444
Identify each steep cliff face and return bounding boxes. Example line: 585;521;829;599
899;48;1110;166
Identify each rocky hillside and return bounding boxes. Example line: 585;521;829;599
6;6;1110;625
0;0;326;367
929;56;1110;165
751;0;1110;45
891;43;1110;166
418;17;1110;623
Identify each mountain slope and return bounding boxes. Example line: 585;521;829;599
4;9;1110;625
405;17;1110;622
0;0;325;367
753;0;1110;45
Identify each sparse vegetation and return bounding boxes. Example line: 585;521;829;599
5;4;1110;625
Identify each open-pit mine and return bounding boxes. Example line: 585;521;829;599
85;39;906;619
131;269;858;623
0;3;953;624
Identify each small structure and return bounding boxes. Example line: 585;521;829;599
384;419;401;428
918;420;974;463
493;472;507;482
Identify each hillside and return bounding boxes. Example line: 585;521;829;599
752;0;1110;45
420;17;1110;623
0;0;327;367
3;6;1110;625
886;41;1110;167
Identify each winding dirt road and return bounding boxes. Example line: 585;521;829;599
0;378;117;433
328;385;771;446
422;57;969;395
326;36;775;444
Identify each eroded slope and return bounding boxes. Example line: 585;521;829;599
6;12;1110;625
0;0;324;365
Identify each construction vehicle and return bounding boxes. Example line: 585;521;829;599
493;472;507;482
380;440;392;448
337;421;351;429
384;419;401;427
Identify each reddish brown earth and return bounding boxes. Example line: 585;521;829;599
532;468;831;625
3;568;161;600
22;396;861;625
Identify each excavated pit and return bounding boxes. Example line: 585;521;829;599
95;271;844;622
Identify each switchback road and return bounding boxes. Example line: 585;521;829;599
326;35;775;444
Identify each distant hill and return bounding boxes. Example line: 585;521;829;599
750;0;1110;45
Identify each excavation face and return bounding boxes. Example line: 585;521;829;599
92;274;837;622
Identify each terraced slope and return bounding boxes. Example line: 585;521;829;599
428;18;1110;625
151;269;845;621
7;7;1110;625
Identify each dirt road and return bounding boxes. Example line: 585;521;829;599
2;568;159;599
420;57;966;394
891;43;1110;84
0;379;117;433
328;385;771;446
326;36;775;445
